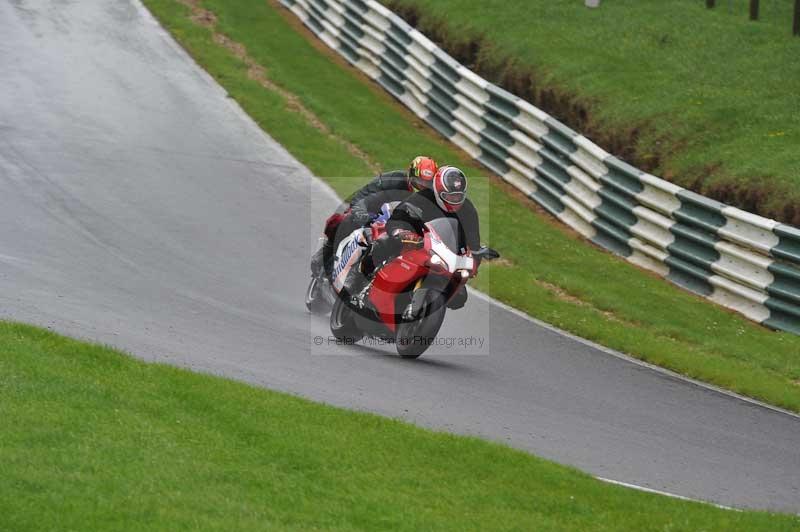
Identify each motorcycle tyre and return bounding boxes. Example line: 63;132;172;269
395;293;446;359
330;296;362;343
305;276;333;315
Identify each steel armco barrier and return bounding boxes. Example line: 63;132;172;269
282;0;800;335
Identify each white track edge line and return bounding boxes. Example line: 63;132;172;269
595;477;738;511
469;289;800;421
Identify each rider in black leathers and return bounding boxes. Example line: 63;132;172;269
385;189;480;253
355;166;479;309
311;157;438;280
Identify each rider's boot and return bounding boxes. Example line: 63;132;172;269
352;281;372;310
342;267;368;308
310;239;333;278
310;246;324;276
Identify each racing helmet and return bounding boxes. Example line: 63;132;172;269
408;156;438;191
433;166;467;213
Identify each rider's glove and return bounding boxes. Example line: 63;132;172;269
359;229;374;247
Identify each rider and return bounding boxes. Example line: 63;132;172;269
310;156;438;279
353;166;480;308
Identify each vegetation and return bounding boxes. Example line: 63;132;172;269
2;322;798;530
388;0;800;224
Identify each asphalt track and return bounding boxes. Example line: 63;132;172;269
1;0;799;512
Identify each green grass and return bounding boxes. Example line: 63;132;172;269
2;321;798;530
140;0;800;414
388;0;800;223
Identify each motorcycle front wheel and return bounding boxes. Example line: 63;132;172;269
395;293;446;359
329;296;362;343
305;276;332;315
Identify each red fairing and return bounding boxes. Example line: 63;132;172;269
368;248;430;332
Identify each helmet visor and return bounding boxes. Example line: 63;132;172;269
439;190;465;205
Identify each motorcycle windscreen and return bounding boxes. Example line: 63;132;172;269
425;217;462;253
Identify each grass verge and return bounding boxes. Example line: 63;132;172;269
1;321;797;529
139;0;800;413
388;0;800;224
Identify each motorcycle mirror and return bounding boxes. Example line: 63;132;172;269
475;246;500;261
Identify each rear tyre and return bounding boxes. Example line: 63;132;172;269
395;293;446;359
330;296;362;343
305;276;332;315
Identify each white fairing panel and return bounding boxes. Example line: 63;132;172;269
429;236;475;274
332;229;366;292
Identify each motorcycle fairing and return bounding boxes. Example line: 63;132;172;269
425;221;475;274
368;248;429;332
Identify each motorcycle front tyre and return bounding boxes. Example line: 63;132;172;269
306;276;333;315
329;296;363;344
395;293;446;359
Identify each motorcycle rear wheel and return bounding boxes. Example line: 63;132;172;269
395;294;446;359
329;296;362;343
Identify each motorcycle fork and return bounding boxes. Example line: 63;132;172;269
406;274;451;319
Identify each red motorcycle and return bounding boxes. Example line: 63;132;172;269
328;213;499;358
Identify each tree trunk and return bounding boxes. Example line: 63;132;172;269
794;0;800;36
750;0;760;21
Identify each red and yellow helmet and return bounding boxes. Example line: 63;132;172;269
408;156;438;191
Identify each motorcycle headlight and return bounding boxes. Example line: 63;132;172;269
425;253;448;273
